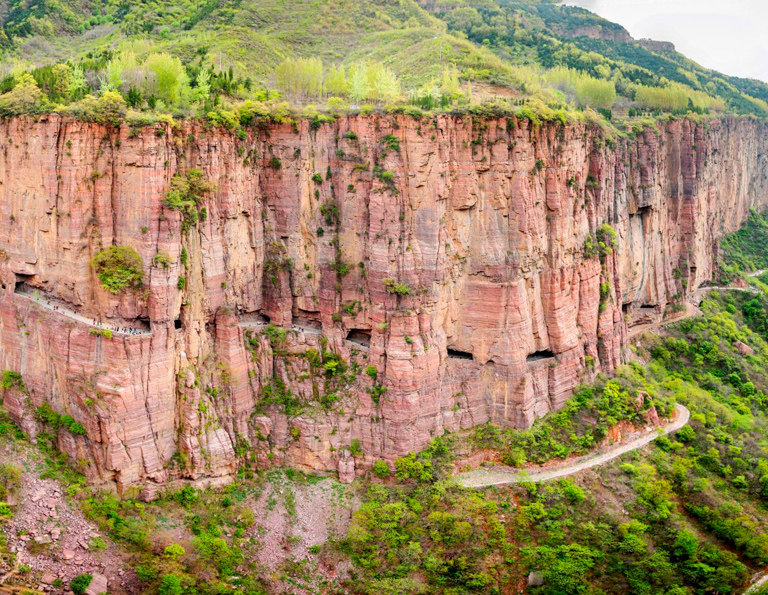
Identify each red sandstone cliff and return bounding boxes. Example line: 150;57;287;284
0;114;765;493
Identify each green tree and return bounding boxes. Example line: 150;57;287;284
0;73;45;115
144;53;189;106
325;64;348;96
68;64;88;100
275;57;323;98
91;246;144;293
348;62;369;103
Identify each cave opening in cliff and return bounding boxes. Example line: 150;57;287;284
14;273;33;292
447;348;474;361
174;319;182;330
346;329;371;348
527;350;555;363
622;303;632;315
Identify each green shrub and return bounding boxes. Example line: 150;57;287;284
70;574;93;595
164;169;212;229
91;246;143;293
383;277;411;295
163;543;186;559
158;574;184;595
89;328;112;338
382;134;399;152
372;460;391;479
1;370;24;391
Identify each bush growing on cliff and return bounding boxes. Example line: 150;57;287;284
164;169;213;230
1;370;24;392
89;328;113;338
91;245;144;293
383;277;411;296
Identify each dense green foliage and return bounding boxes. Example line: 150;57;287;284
70;573;93;594
91;245;143;292
0;0;764;125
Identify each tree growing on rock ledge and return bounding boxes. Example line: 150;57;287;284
91;245;144;293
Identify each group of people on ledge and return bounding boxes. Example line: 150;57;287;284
26;291;149;336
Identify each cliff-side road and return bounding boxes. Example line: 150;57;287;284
455;403;690;487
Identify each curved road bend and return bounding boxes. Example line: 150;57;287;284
456;403;690;488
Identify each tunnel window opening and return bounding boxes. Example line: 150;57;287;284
640;305;656;310
174;319;182;330
527;350;555;363
293;316;322;331
622;303;632;314
447;348;473;361
346;329;371;348
14;273;33;292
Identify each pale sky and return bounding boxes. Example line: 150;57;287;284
563;0;768;83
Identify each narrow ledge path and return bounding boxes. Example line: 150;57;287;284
455;403;690;488
14;288;151;338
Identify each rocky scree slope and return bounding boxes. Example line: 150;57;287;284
0;114;765;494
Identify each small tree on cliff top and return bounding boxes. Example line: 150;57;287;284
91;245;144;293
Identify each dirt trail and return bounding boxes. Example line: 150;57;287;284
455;404;690;488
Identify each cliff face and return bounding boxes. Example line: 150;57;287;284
0;114;765;492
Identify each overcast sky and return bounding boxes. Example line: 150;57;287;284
563;0;768;83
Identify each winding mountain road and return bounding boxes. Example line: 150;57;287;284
455;403;690;487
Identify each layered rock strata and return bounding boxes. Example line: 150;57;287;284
0;114;765;491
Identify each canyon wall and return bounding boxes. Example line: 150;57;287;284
0;113;765;493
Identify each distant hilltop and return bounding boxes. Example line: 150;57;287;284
637;38;677;52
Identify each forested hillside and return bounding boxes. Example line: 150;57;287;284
0;0;765;126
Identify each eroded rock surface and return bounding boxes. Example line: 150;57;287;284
0;114;765;490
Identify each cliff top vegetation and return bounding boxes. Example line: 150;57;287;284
0;0;765;130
